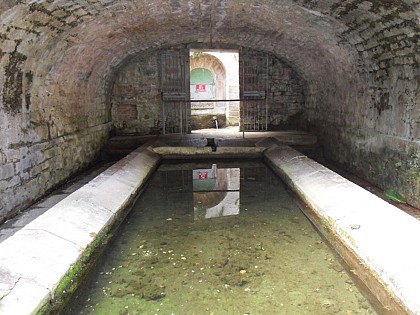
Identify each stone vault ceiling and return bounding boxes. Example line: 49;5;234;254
0;0;418;107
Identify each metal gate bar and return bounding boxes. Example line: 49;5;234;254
161;52;190;135
240;54;269;132
162;99;248;103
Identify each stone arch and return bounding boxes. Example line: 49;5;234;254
190;53;228;129
190;68;216;99
190;53;227;99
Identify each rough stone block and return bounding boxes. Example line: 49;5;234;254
0;163;14;180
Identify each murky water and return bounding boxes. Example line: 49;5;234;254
67;161;376;315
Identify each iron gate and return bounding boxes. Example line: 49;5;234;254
160;50;190;134
240;53;269;131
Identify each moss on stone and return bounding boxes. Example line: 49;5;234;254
37;227;110;314
27;2;87;32
384;189;406;203
3;43;27;115
24;71;33;110
374;91;390;115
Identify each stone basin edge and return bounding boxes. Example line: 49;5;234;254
264;145;420;315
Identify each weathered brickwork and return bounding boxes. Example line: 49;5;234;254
297;0;419;207
115;104;138;121
0;125;109;222
0;0;418;220
267;57;306;130
111;52;160;135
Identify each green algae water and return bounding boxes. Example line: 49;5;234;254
68;161;376;315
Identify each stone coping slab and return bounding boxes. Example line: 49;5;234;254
152;146;265;158
0;144;161;314
264;145;420;315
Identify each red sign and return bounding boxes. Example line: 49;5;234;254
198;172;208;180
196;84;206;92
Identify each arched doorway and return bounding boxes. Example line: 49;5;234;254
189;52;234;130
190;68;216;101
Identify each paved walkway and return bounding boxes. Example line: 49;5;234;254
0;164;111;245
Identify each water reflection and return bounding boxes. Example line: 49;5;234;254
68;161;377;315
193;164;240;219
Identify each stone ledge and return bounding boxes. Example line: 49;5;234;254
0;143;161;314
264;145;420;315
152;146;266;158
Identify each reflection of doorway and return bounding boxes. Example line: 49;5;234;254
189;49;239;130
193;165;240;220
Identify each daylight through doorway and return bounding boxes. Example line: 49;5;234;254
189;49;239;131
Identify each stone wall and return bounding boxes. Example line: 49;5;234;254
267;57;306;130
0;121;109;222
0;0;418;221
240;49;306;131
111;52;160;135
0;3;112;221
300;0;420;207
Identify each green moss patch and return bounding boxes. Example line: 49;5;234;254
3;44;27;115
37;227;110;314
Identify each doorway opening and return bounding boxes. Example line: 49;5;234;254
160;48;271;135
189;49;239;131
110;47;305;136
